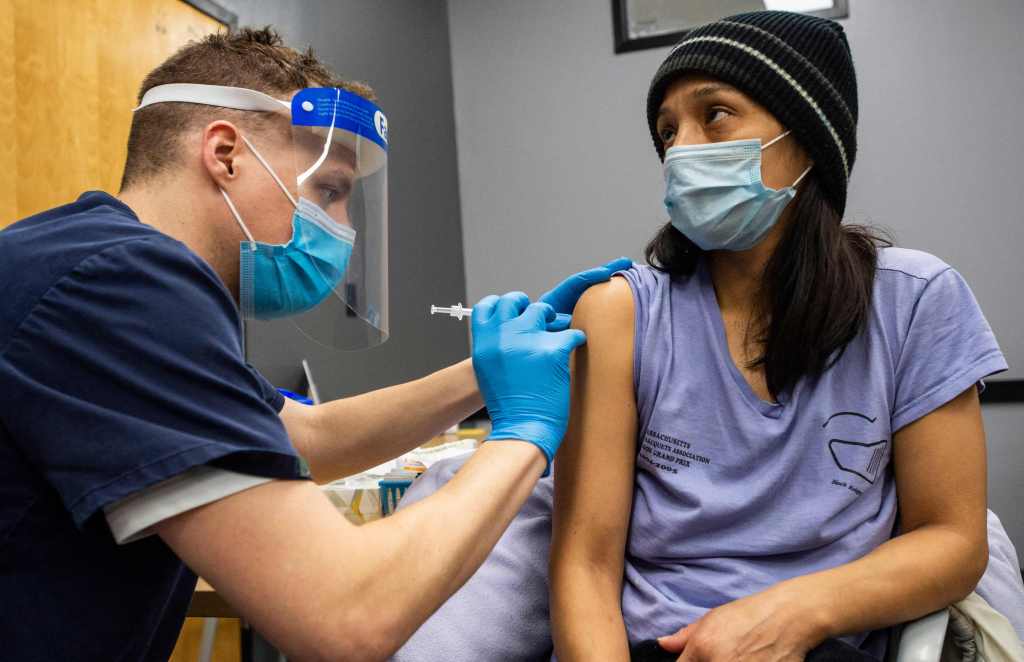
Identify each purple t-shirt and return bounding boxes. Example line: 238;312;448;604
618;247;1007;654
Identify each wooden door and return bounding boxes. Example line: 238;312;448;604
0;0;225;227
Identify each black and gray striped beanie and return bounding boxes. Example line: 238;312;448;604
646;10;858;216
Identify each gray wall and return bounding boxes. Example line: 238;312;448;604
450;0;1024;379
221;0;469;398
448;0;1024;552
449;0;667;303
985;405;1024;556
841;0;1024;382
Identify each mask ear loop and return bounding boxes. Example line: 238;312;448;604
239;135;298;208
793;164;813;187
762;130;813;188
220;134;300;245
761;129;792;151
220;188;256;246
222;187;257;339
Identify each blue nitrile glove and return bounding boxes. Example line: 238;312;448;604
538;257;633;330
472;292;588;475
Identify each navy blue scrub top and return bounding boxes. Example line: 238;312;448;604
0;192;308;661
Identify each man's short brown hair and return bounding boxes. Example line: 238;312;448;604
120;26;375;191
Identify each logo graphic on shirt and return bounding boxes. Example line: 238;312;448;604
828;439;888;484
823;411;888;485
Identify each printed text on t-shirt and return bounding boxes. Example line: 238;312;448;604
639;430;712;474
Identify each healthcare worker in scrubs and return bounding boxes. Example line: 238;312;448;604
0;28;626;661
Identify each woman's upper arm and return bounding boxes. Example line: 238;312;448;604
552;276;638;572
893;385;988;572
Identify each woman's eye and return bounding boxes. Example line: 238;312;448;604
706;108;730;124
658;126;676;145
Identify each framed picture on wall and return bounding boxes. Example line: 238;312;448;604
183;0;238;28
612;0;849;53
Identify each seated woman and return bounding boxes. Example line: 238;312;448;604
550;10;1007;662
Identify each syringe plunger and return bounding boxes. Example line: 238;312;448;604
430;303;473;320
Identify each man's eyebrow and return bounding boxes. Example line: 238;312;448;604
317;166;356;183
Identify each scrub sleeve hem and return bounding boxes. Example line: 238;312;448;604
68;442;307;528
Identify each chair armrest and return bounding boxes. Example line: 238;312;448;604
895;609;950;662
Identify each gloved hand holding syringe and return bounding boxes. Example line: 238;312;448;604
430;257;632;331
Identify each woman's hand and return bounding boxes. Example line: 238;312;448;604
656;583;827;662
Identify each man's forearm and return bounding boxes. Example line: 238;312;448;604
156;441;546;662
354;441;546;658
296;359;482;482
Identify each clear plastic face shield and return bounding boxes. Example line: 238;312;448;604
133;84;389;351
283;88;389;350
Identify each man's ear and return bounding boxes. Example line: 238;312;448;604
201;121;243;187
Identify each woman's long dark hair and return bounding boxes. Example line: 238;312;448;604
644;175;890;399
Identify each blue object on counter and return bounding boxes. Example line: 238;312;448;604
379;478;414;516
277;388;314;405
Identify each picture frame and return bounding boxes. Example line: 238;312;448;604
612;0;849;54
182;0;239;30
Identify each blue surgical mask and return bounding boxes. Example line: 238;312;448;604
237;197;355;319
662;131;811;252
221;138;357;320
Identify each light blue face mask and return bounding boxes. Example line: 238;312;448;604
221;137;356;320
663;130;812;252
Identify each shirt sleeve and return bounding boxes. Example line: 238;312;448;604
248;362;287;412
0;237;308;529
103;465;273;545
617;265;656;393
891;267;1008;431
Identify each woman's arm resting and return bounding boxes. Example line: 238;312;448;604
551;278;639;662
805;384;988;635
659;385;989;660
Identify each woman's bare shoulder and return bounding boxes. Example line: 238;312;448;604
572;275;635;335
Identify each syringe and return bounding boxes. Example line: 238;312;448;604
430;302;572;328
430;303;473;320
